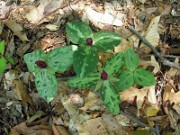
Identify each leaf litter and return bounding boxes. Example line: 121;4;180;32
0;0;180;135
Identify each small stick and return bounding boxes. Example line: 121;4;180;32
120;110;160;135
127;26;180;70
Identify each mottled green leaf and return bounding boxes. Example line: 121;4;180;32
35;69;58;102
73;46;99;78
0;57;7;74
93;30;121;51
24;49;47;72
67;73;100;89
124;48;139;71
103;52;124;76
66;22;92;44
116;70;134;91
134;68;155;86
0;40;5;55
100;80;120;115
47;46;75;72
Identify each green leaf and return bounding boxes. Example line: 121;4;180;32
103;52;124;76
134;68;155;86
134;128;153;135
116;70;134;91
124;48;139;71
93;30;121;51
24;49;47;72
73;46;99;78
7;57;14;65
47;46;75;72
0;40;5;55
100;80;120;115
66;22;92;44
67;73;100;89
35;69;58;102
0;57;7;74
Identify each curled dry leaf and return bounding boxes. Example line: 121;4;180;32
120;86;158;116
80;91;99;112
85;7;124;29
4;20;28;41
139;55;160;74
163;83;180;115
166;58;180;79
140;15;161;54
13;80;33;105
114;39;132;53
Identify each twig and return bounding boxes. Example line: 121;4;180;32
120;109;160;135
127;26;180;70
163;55;180;59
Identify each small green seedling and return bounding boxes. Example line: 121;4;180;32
66;21;121;78
24;46;75;102
0;40;14;74
67;48;155;115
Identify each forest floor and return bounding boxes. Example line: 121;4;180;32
0;0;180;135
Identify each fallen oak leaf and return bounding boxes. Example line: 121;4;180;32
13;80;33;105
4;19;28;41
140;16;161;54
163;83;180;115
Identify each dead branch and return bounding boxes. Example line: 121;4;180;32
127;26;180;70
120;110;160;135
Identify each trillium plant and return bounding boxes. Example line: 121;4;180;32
66;21;121;78
67;48;155;115
24;21;155;115
24;46;75;102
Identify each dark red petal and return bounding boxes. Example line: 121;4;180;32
101;71;108;80
35;60;47;68
86;38;93;45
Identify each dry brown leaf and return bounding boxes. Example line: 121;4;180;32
163;83;180;115
120;86;157;111
13;80;33;105
98;52;112;65
139;55;160;74
52;124;70;135
10;122;52;135
0;1;16;19
4;20;28;41
80;91;99;112
114;39;132;53
76;117;109;135
101;113;128;134
158;4;171;15
85;7;124;29
120;87;148;110
140;16;161;54
25;2;49;24
166;58;180;79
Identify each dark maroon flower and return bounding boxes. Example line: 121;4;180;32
101;71;108;80
86;38;93;45
35;60;47;68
